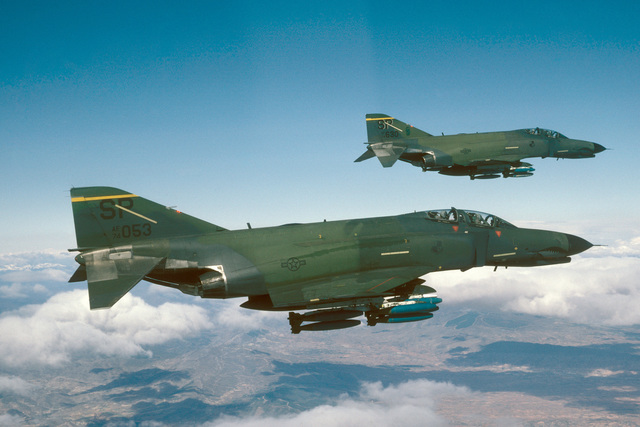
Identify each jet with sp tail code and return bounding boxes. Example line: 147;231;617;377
68;187;593;333
355;113;606;179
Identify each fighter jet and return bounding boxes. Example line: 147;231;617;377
69;187;593;333
355;113;606;179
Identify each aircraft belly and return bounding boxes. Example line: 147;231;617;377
436;133;509;166
246;230;429;307
259;229;470;308
265;267;432;308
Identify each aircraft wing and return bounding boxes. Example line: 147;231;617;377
266;266;434;309
354;147;376;162
467;159;520;166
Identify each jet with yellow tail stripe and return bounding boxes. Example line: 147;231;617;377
356;113;606;179
68;187;593;333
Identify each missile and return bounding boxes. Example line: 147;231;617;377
407;297;442;304
389;303;438;316
379;314;434;323
299;319;361;332
289;309;363;333
299;309;363;323
385;296;442;318
512;166;535;173
365;295;441;326
475;174;501;180
508;165;535;178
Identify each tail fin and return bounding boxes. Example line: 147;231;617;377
357;114;433;168
365;113;432;143
70;186;226;250
69;186;226;309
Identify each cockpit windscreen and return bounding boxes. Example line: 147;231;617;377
525;128;567;139
425;208;515;229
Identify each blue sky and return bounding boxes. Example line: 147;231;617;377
1;1;639;252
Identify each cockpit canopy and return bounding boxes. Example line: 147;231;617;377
525;128;567;139
425;208;516;229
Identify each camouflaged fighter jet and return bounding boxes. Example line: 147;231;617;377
69;187;593;333
356;113;606;179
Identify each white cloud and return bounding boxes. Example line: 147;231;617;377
0;375;37;396
0;249;74;271
206;379;471;427
0;249;75;301
0;283;29;298
428;237;640;326
0;283;48;298
0;290;212;368
0;413;23;427
597;235;640;258
586;369;625;378
212;300;282;331
0;268;69;284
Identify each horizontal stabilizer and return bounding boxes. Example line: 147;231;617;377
68;265;87;283
84;249;162;309
354;147;376;163
369;142;406;167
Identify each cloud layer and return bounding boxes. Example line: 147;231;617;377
0;290;211;367
0;375;37;397
0;235;637;371
429;238;640;325
0;249;74;301
207;379;471;427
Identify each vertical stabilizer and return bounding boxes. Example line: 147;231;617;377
365;113;433;143
357;114;433;167
69;186;227;309
70;186;226;249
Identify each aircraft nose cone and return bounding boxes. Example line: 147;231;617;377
566;234;593;255
593;143;606;154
